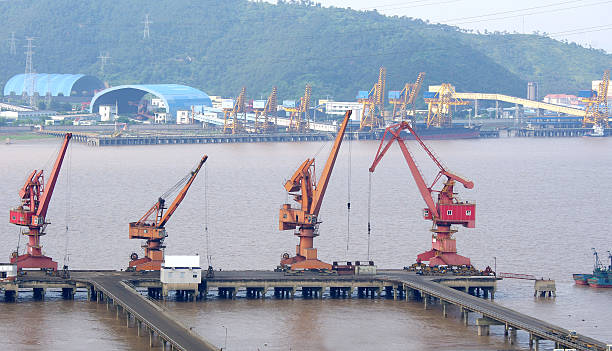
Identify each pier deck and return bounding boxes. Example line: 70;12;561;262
1;270;609;351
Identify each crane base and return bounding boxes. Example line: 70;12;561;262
10;254;58;271
281;256;332;270
129;257;162;271
417;250;471;267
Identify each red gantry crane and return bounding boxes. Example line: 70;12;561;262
9;133;72;271
279;110;351;270
369;122;475;267
128;155;208;271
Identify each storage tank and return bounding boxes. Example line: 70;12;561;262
527;82;538;101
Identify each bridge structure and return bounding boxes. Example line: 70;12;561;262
454;92;587;118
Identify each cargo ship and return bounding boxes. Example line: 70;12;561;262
573;250;612;288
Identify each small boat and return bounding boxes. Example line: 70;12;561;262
585;125;605;137
574;249;612;288
572;273;592;285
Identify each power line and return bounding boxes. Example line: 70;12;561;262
439;0;577;23
360;0;465;12
450;0;612;26
547;23;612;37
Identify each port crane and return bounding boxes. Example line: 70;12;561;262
424;83;469;128
223;87;247;134
128;155;208;271
369;122;475;266
286;84;312;133
9;133;72;270
582;69;609;129
279;110;351;270
359;66;386;131
254;86;278;133
391;72;425;122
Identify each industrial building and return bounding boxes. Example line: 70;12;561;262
3;73;104;102
89;84;212;122
319;100;363;121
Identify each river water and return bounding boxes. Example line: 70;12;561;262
1;136;611;350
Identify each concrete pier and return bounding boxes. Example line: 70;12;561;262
1;269;608;351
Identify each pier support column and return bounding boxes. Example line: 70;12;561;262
463;310;469;325
393;286;397;300
423;294;428;310
33;287;45;300
442;302;447;318
4;288;18;301
509;328;517;344
477;324;490;336
62;287;75;300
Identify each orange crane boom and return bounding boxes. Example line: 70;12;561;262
128;155;208;271
9;133;72;270
279;110;351;270
369;122;475;267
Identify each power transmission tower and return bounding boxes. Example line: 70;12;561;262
97;52;111;73
142;14;152;39
9;32;17;55
24;37;37;108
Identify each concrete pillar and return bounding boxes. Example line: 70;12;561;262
33;288;45;299
423;294;428;310
463;310;469;326
509;328;517;345
149;330;155;347
477;325;490;336
393;286;397;300
442;303;447;318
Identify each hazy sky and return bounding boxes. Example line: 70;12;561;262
291;0;612;53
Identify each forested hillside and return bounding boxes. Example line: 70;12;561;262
1;0;610;101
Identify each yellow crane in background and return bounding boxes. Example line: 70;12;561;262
359;67;386;130
223;87;247;134
582;69;609;129
254;86;278;133
424;83;469;128
287;84;311;133
391;72;425;122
